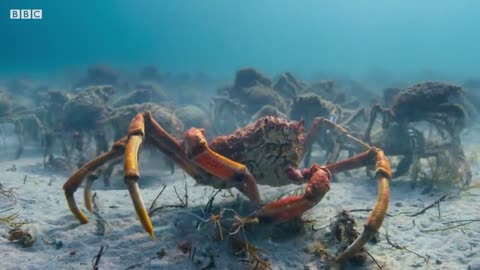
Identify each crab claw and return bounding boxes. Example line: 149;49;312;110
252;165;330;221
183;127;261;204
233;171;260;204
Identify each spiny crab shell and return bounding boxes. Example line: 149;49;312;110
208;116;305;187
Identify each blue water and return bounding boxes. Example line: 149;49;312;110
1;0;480;80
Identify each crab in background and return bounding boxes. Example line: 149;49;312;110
212;68;290;134
290;92;368;167
0;90;45;159
363;82;472;189
63;115;391;263
40;85;114;168
365;82;468;144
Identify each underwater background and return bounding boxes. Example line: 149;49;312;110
1;1;480;270
1;0;480;82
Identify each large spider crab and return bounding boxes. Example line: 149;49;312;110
362;82;472;188
63;114;391;263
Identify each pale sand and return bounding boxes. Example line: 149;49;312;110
0;132;479;270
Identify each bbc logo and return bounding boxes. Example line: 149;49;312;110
10;9;43;20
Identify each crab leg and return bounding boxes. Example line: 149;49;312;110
101;157;123;187
304;118;392;262
329;148;391;263
304;117;370;156
182;127;260;203
83;156;123;210
253;164;331;221
341;107;368;127
13;121;24;159
253;147;390;263
144;112;202;177
63;137;127;223
123;113;156;238
122;112;230;239
365;104;397;143
65;111;258;238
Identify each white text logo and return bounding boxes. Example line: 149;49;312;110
10;9;43;20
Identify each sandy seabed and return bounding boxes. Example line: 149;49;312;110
0;131;479;270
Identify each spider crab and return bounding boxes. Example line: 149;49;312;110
63;114;391;263
363;82;472;188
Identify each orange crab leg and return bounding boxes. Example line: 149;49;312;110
193;149;244;179
123;113;156;239
122;113;261;239
332;148;391;263
251;147;391;264
253;164;330;221
303;117;392;262
63;137;127;223
143;111;211;181
183;128;260;203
